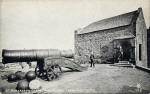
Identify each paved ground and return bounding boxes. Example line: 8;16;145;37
40;64;150;93
0;64;150;94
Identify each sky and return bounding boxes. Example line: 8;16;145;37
0;0;150;56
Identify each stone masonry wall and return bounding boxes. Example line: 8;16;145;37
75;25;134;63
135;8;148;68
147;28;150;67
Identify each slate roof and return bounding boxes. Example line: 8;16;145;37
78;10;138;34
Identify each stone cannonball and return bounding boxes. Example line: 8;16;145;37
17;80;29;90
26;71;36;81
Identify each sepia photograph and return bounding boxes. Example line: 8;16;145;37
0;0;150;94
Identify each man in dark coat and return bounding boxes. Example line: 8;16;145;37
90;54;95;67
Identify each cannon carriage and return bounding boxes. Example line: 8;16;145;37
2;49;87;81
35;58;62;81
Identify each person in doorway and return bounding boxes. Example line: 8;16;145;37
90;54;95;67
119;46;123;61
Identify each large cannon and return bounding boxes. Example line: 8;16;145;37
2;49;73;64
2;49;87;81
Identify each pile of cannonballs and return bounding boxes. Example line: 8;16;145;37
7;71;41;90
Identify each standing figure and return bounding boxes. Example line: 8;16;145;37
119;46;123;61
90;54;95;67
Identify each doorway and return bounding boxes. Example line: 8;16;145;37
120;41;132;61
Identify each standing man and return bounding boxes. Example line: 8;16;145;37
119;46;123;61
90;53;95;67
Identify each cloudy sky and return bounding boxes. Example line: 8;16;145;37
0;0;150;55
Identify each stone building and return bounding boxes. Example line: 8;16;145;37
147;27;150;67
75;8;149;68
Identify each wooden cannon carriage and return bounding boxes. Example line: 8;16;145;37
2;49;87;81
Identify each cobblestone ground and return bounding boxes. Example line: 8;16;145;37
0;64;150;94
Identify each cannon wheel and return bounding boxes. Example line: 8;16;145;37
35;66;41;77
35;66;47;78
46;65;62;81
46;67;55;81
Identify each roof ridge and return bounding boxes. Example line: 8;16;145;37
86;10;138;28
79;9;138;34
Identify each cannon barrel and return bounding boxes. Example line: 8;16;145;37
2;49;73;64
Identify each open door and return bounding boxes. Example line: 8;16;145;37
120;41;132;61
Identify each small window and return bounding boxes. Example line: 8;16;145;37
139;44;142;61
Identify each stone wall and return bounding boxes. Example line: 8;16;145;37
135;8;148;68
147;28;150;67
75;25;134;63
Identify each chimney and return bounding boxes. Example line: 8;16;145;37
138;7;142;13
